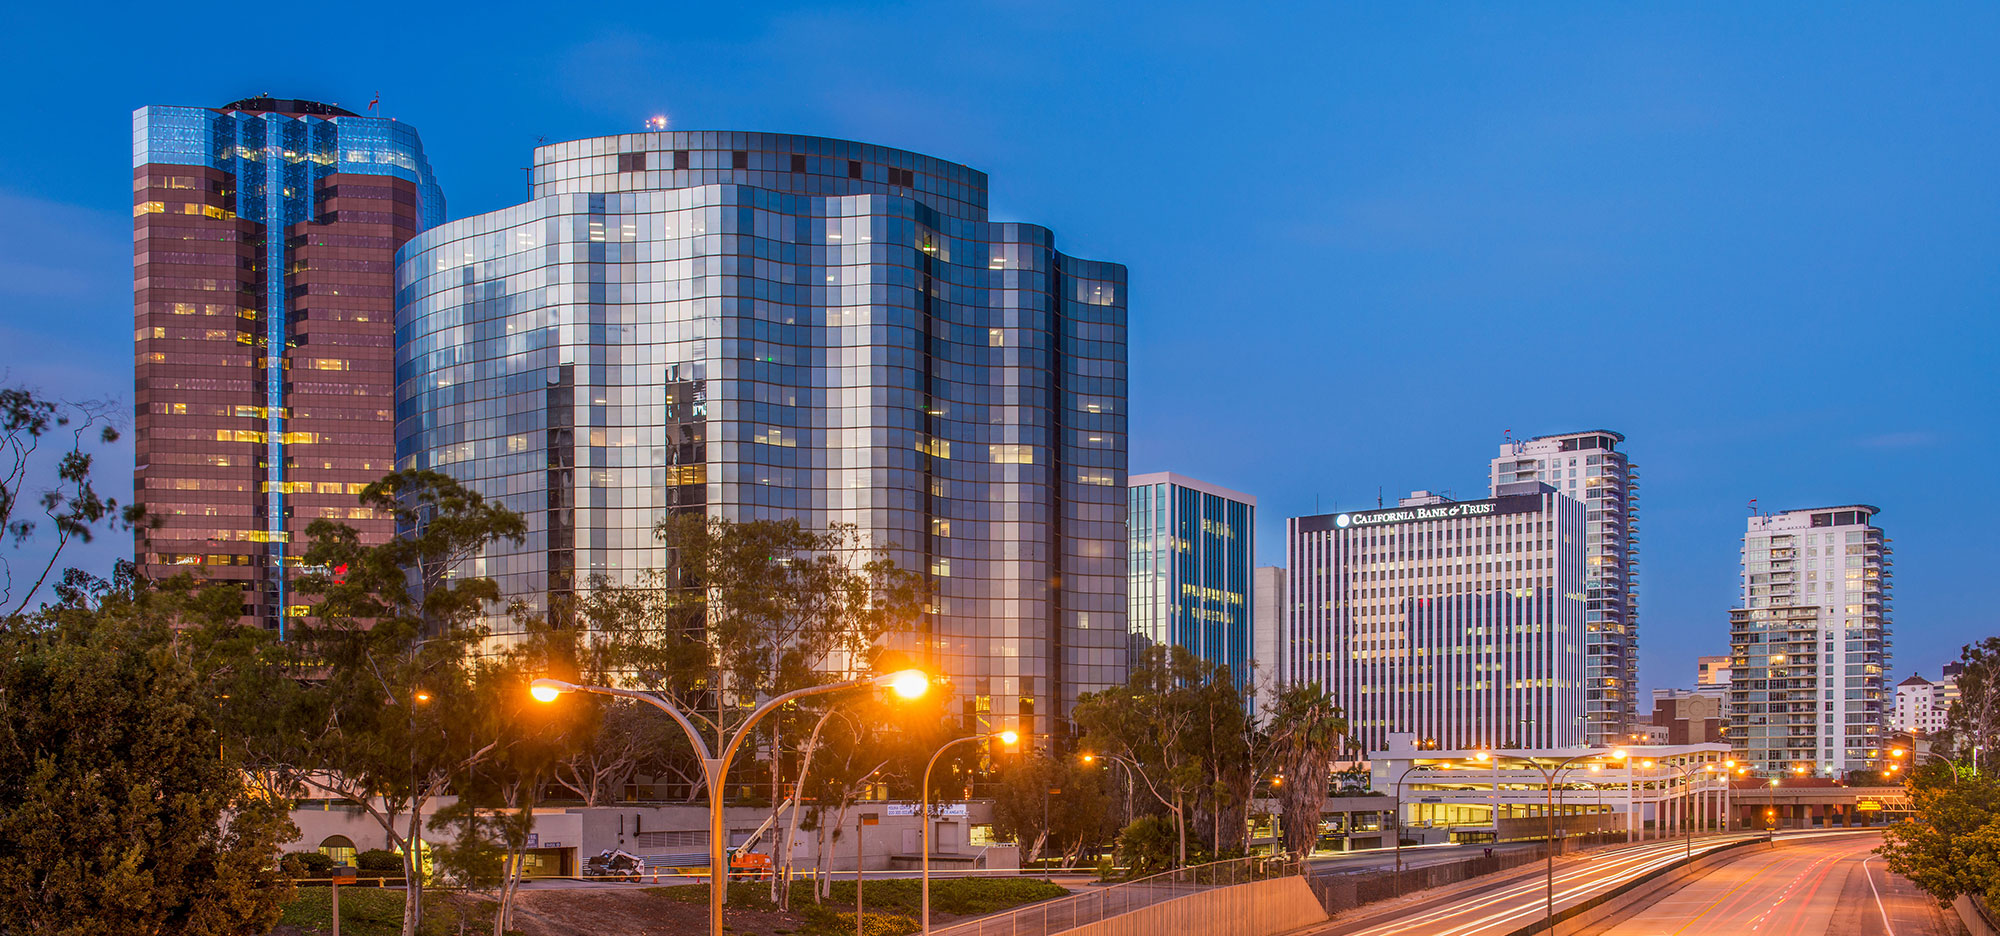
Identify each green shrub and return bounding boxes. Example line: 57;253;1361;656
647;882;778;911
286;851;336;876
1115;816;1176;877
354;849;403;873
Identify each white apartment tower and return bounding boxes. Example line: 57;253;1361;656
1892;667;1958;737
1283;483;1588;752
1726;505;1893;776
1490;430;1639;746
1894;674;1947;736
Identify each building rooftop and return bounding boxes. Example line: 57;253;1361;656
1128;471;1256;506
220;97;359;118
1530;429;1626;444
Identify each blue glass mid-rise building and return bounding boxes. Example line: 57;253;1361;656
133;99;443;631
393;131;1128;736
1126;473;1255;691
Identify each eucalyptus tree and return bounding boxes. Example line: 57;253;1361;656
254;469;526;936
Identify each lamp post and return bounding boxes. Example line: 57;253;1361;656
1490;748;1626;933
922;729;1019;936
1764;778;1781;841
1645;759;1710;863
1081;753;1138;829
531;668;931;936
1391;762;1449;884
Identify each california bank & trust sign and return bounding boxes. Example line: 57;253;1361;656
1327;493;1541;530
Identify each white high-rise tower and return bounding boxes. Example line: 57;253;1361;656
1726;505;1892;776
1490;430;1638;745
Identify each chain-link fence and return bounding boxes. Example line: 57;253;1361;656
932;855;1298;936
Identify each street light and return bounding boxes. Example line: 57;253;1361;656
921;729;1018;936
1391;762;1442;887
1764;778;1781;841
1651;760;1710;862
1487;748;1626;933
1079;752;1138;828
530;668;930;936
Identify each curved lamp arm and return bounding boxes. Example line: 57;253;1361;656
532;677;716;761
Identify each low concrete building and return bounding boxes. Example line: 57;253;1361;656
1369;733;1735;845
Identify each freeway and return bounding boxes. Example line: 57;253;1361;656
1311;833;1777;936
1308;839;1550;876
1584;832;1959;936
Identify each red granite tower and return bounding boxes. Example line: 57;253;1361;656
132;98;444;631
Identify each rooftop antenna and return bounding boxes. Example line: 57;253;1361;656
1377;487;1384;508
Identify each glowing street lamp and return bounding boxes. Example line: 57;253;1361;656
921;729;1018;935
528;668;929;936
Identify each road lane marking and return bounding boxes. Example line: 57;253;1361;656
1862;857;1894;936
1664;853;1781;935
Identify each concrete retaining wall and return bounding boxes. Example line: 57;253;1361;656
1057;876;1326;936
1956;895;2000;936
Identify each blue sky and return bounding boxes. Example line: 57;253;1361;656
1;2;1994;699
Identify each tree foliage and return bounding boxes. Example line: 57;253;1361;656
0;575;296;935
1879;763;2000;901
990;754;1110;867
243;469;527;936
1074;645;1253;865
1944;638;2000;773
606;516;926;720
0;386;145;616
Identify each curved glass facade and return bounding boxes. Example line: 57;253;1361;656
394;132;1127;735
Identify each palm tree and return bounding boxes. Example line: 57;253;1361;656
1265;683;1348;862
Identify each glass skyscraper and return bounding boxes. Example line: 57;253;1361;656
1126;473;1255;691
394;131;1128;737
133;99;443;632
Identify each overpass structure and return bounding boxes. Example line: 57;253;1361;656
1724;782;1911;830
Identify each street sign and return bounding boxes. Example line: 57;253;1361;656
1857;801;1883;811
